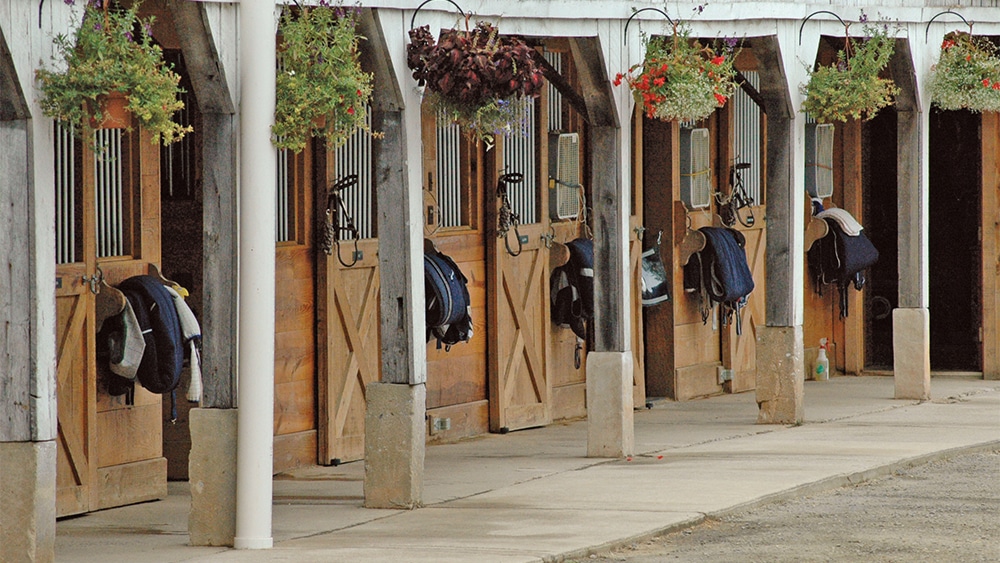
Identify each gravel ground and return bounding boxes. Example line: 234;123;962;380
581;449;1000;563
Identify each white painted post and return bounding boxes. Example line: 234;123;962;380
234;0;276;550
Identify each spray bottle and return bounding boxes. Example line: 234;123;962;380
814;338;830;381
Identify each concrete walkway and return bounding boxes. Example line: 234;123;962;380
56;376;1000;562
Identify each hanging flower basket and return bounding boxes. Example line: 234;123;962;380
929;32;1000;113
615;24;738;123
87;91;130;130
36;0;191;144
272;2;374;153
800;17;899;123
406;19;544;145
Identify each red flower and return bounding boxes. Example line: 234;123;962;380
714;93;727;106
941;40;955;50
984;79;992;87
993;82;1000;90
347;107;355;115
653;77;665;87
711;56;725;65
613;72;623;86
356;89;363;96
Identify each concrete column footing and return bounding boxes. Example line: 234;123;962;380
189;407;238;546
893;308;931;400
756;325;804;424
0;441;56;563
586;351;635;458
364;382;425;509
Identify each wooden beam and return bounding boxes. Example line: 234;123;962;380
0;121;31;441
897;110;925;309
166;0;235;114
200;113;239;408
373;110;422;384
531;50;589;124
591;126;626;352
567;37;617;127
734;69;766;114
0;27;29;121
360;9;403;112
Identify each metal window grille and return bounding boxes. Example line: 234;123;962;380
94;129;125;258
334;106;375;238
161;50;195;200
161;88;195;199
275;146;293;242
545;50;563;132
436;115;464;228
503;98;537;224
732;70;762;204
55;122;76;265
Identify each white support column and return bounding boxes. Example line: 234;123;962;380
234;0;276;550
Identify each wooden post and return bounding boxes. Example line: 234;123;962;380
1;27;57;562
982;112;1000;380
199;113;239;408
168;0;239;409
0;120;32;443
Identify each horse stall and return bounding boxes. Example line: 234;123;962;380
418;38;598;440
641;43;767;401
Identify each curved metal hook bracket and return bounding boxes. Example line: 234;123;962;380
623;7;675;45
410;0;468;31
798;10;848;45
924;10;973;43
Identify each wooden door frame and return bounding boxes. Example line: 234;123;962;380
983;112;1000;379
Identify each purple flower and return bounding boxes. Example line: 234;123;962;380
63;0;75;6
724;36;738;49
124;30;133;42
319;0;330;6
93;22;102;32
859;11;868;24
144;23;152;37
693;5;705;15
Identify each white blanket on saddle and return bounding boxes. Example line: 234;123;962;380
817;208;864;237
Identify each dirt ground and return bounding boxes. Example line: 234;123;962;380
582;449;1000;563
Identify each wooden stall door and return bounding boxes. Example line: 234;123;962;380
56;125;167;517
56;256;97;517
319;240;380;465
629;218;647;406
722;212;766;392
630;107;647;407
490;220;552;432
317;130;382;465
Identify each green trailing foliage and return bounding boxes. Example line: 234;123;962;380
800;16;900;123
272;2;374;153
36;0;191;145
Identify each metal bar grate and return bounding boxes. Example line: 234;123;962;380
94;129;124;258
275;146;291;242
732;70;762;204
335;107;375;238
436;114;463;228
545;50;563;132
503;98;537;224
54;122;76;265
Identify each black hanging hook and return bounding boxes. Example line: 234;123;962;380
623;7;675;45
798;10;848;46
925;10;973;42
410;0;468;31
